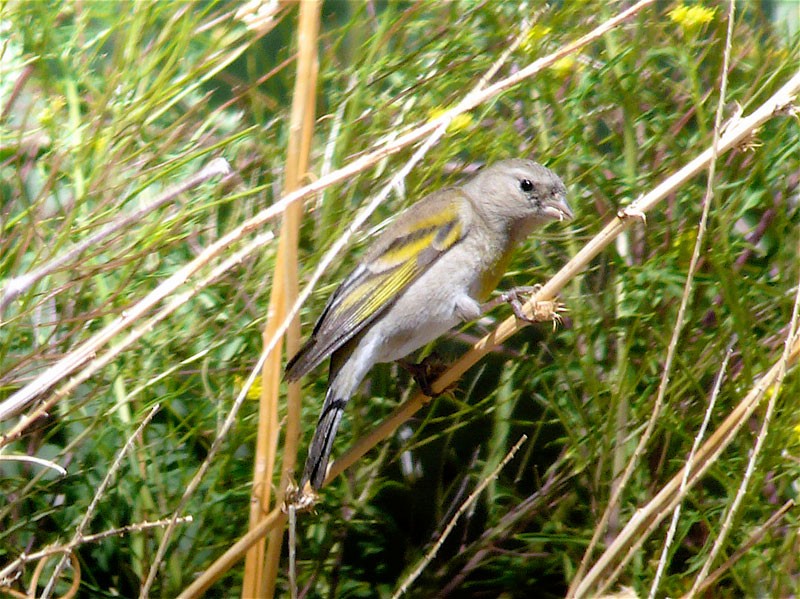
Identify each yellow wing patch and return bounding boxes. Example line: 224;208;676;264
287;195;468;380
340;260;418;328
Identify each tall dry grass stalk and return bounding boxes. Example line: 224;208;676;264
243;3;321;598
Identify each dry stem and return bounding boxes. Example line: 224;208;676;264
392;436;528;597
244;2;321;597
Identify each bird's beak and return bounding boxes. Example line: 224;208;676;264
544;193;573;222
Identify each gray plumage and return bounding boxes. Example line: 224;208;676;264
288;159;571;489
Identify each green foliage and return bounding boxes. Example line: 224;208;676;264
1;1;799;597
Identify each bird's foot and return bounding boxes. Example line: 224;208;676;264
283;480;319;513
397;353;450;397
497;285;564;328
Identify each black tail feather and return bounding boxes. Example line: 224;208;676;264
301;396;347;489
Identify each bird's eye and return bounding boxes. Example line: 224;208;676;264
520;179;534;192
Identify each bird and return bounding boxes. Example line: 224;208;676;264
285;159;572;490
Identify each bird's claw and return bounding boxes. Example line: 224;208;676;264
282;481;319;513
398;354;450;397
500;286;563;328
500;285;565;328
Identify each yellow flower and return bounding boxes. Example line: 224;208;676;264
429;107;473;132
550;55;578;77
521;24;553;53
668;4;716;31
39;96;66;127
234;374;263;400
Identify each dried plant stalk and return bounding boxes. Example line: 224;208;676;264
243;2;321;598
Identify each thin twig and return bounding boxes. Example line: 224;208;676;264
648;3;736;596
0;454;67;477
40;404;161;598
392;435;528;598
0;516;192;585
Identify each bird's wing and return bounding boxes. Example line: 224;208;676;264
285;188;471;381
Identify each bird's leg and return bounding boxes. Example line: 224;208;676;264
397;353;448;397
484;285;564;326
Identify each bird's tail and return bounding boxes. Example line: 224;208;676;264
300;338;373;490
301;385;348;489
